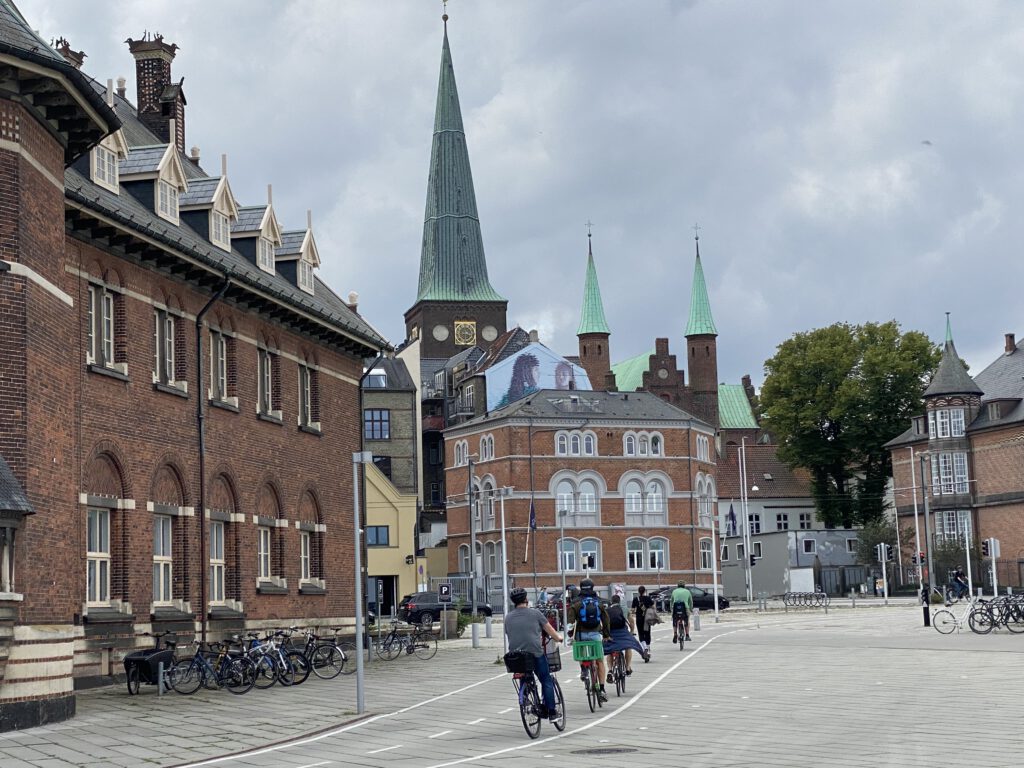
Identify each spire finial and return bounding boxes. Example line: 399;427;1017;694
586;220;594;255
442;0;448;28
945;311;953;344
693;222;701;258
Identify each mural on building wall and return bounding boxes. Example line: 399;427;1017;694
487;343;592;410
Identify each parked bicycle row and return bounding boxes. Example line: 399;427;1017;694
783;592;831;607
933;594;1024;635
124;626;356;696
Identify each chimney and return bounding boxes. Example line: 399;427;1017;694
528;329;539;343
347;291;359;312
116;77;127;99
126;33;185;153
54;37;85;69
604;370;618;392
106;79;114;107
1006;333;1017;355
189;145;201;167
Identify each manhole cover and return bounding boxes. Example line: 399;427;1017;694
571;748;638;755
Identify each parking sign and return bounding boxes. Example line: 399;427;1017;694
438;582;452;603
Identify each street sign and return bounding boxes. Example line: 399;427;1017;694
438;582;452;603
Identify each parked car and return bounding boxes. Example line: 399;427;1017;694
649;586;729;612
398;591;493;626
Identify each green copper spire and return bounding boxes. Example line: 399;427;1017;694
684;235;717;336
414;22;504;304
924;313;982;397
577;235;610;335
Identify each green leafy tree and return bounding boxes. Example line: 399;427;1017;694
761;321;940;527
854;517;898;566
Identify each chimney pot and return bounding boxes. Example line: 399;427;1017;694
116;76;126;99
106;78;114;107
529;329;539;343
347;291;359;311
1006;333;1017;355
267;184;273;206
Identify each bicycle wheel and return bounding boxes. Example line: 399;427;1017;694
311;645;345;679
968;608;994;635
592;666;603;709
1004;604;1024;634
584;669;596;713
171;658;203;695
678;621;685;651
617;656;626;696
413;633;438;660
126;664;141;695
280;650;311;685
377;635;401;661
519;681;542;739
251;653;278;689
337;641;357;674
932;610;957;634
552;678;566;732
224;657;256;695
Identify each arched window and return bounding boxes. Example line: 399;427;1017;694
626;538;645;570
625;479;644;524
583;433;596;456
699;538;713;570
556;433;568;455
556;480;575;523
650;434;662;456
482;481;495;529
570;434;582;455
458;544;470;573
559;538;577;571
479;436;488;461
648;538;667;569
577;479;599;526
638;435;649;456
645;480;665;523
581;538;600;571
624;434;636;456
485;541;498;574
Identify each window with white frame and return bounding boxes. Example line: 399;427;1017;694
152;515;173;604
650;434;662;455
696;434;710;462
258;349;280;417
458;544;470;573
625;479;643;523
697;480;715;528
559;538;577;571
737;542;746;559
624;434;636;456
87;284;117;368
584;433;596;455
931;451;969;495
699;537;713;570
464;384;475;411
300;531;311;581
157;179;179;223
86;508;110;605
485;541;498;574
557;434;569;455
626;538;644;570
802;538;816;554
210;330;230;402
570;433;582;454
211;210;231;250
257;527;272;580
299;364;319;429
624;477;668;526
648;538;667;569
556;477;600;527
776;513;789;531
749;513;761;535
638;435;649;456
626;537;667;570
799;512;813;529
257;236;275;273
928;407;966;438
937;510;971;542
210;521;225;604
752;541;763;559
153;309;179;387
580;538;600;571
92;144;119;191
482;482;496;530
298;259;315;294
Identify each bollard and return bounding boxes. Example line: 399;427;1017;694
850;589;856;608
471;622;480;649
692;608;701;631
1009;586;1014;596
157;661;164;696
485;615;493;638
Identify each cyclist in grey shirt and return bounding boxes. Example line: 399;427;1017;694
505;587;562;719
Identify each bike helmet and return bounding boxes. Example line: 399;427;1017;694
677;580;686;588
510;587;529;605
579;577;595;590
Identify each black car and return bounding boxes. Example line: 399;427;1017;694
398;591;493;626
649;586;729;612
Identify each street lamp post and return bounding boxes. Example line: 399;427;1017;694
919;453;936;596
558;507;568;641
739;438;755;603
499;487;511;653
909;446;928;626
467;455;477;613
351;450;372;715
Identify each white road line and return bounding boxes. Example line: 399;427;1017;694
429;730;453;739
172;672;506;768
367;745;400;755
467;718;486;725
423;628;746;768
295;762;332;768
498;707;513;714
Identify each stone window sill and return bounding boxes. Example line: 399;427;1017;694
256;577;288;595
299;423;322;436
210;397;239;413
154;380;189;398
299;579;326;595
257;410;284;426
87;363;129;382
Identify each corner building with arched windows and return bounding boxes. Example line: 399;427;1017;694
443;390;717;597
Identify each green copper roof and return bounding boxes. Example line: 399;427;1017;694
577;238;610;335
414;28;505;304
684;242;717;337
611;350;653;391
718;384;759;429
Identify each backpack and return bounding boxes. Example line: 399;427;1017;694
577;594;602;629
608;604;627;630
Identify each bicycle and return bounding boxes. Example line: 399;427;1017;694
932;598;990;635
244;629;311;686
572;639;604;713
298;627;348;679
673;609;688;651
504;646;565;739
171;640;256;695
123;631;177;695
607;649;626;697
376;622;437;660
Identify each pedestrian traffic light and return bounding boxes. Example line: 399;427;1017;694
982;539;990;557
750;554;756;567
885;544;894;562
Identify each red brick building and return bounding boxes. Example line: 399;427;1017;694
0;13;383;729
443;390;718;601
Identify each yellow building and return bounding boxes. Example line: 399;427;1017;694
364;462;419;615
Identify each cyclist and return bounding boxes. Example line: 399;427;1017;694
505;586;563;720
670;580;693;644
567;577;610;703
950;567;970;600
631;585;654;661
604;594;643;679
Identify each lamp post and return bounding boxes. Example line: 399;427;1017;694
558;507;569;641
739;438;754;603
351;450;372;715
467;454;478;613
919;452;937;596
499;487;511;653
909;446;929;626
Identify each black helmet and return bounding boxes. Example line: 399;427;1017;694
510;587;529;605
579;578;594;590
677;580;686;588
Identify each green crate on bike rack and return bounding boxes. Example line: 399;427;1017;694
571;639;604;662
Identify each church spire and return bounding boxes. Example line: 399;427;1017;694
414;17;504;305
685;230;717;337
577;232;610;335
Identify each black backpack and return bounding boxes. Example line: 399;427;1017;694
608;604;627;630
577;594;601;629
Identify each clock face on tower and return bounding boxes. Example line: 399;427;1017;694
454;320;477;346
432;324;450;342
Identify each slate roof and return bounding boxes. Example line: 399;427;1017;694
685;245;717;336
474;327;531;373
611;350;654;392
232;206;267;234
120;145;167;175
0;454;33;514
450;389;708;432
923;338;982;398
179;176;220;207
717;443;812;500
967;335;1024;428
362;355;416;392
577;240;610;335
277;230;305;257
414;28;504;305
719;384;759;429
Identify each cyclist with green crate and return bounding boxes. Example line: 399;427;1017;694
567;578;610;703
670;580;693;644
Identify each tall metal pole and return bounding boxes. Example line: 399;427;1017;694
920;453;936;595
711;523;721;623
963;519;974;596
467;455;476;612
559;508;568;642
352;451;371;714
909;446;928;626
499;489;510;654
739;438;753;603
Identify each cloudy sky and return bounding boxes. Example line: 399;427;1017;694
23;0;1024;386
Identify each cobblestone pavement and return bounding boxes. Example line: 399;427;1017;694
1;606;1022;767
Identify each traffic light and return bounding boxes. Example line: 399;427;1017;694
919;552;925;565
885;544;894;562
750;554;756;567
982;539;990;557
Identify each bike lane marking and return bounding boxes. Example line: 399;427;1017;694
367;746;400;755
422;628;747;768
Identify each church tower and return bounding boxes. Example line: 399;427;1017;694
577;233;612;389
685;235;719;427
404;14;507;359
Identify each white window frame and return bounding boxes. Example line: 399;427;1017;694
257;236;275;273
624;479;644;525
86;507;111;606
583;433;596;456
624;434;636;456
297;259;315;294
645;480;666;525
557;434;568;455
699;537;713;570
153;515;173;605
580;538;600;571
458;544;470;573
570;434;582;455
211;330;228;401
464;384;475;411
300;531;311;582
950;408;965;436
92;143;119;192
87;285;116;368
153;309;176;385
721;544;729;562
799;512;813;530
559;538;577;572
802;538;816;554
749;513;761;535
737;542;746;559
211;210;231;251
626;538;645;570
210;521;225;605
157;179;179;223
648;538;667;570
258;348;275;415
776;513;789;531
298;364;313;427
257;527;272;580
752;541;762;559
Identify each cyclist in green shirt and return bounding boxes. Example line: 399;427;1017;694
669;580;693;643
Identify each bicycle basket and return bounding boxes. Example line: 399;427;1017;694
571;639;604;662
503;651;536;674
546;646;562;673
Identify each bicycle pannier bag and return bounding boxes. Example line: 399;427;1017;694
503;650;536;674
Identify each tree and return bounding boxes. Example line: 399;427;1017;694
854;517;898;566
760;321;940;527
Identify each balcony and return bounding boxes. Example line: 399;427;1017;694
422;414;445;432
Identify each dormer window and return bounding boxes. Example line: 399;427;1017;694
93;145;118;191
158;180;179;223
211;211;231;250
298;260;315;294
257;237;275;273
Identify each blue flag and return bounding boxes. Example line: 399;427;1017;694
529;500;537;530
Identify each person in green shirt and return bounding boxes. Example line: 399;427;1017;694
669;580;693;643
